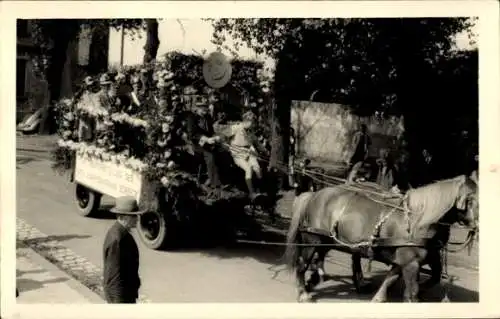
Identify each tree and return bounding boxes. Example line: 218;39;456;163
208;18;476;184
143;19;160;63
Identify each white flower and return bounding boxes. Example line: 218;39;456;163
156;162;166;168
262;87;270;93
64;112;74;121
258;98;263;103
160;176;170;186
164;150;171;159
161;123;170;133
157;139;167;147
164;115;174;123
63;130;72;139
167;161;176;169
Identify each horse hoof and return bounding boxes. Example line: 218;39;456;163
298;292;312;303
371;295;386;303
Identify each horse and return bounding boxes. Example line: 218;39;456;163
285;172;478;302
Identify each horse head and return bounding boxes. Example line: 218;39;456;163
455;171;479;229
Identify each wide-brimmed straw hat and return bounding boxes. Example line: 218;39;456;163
110;196;146;215
203;51;232;89
99;73;112;85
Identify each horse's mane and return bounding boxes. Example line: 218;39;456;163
406;175;466;233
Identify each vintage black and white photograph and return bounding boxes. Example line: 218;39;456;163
12;15;481;306
1;0;497;315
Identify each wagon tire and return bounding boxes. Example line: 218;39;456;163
137;211;174;250
74;183;102;217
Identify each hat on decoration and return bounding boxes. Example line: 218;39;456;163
203;51;232;89
83;76;94;86
184;86;198;95
131;76;141;84
109;196;146;215
115;73;126;82
99;73;112;85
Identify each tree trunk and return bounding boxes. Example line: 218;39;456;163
88;25;110;75
143;19;160;63
268;37;300;189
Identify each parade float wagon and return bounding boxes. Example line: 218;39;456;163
52;52;274;250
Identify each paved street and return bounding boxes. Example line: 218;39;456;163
16;135;479;303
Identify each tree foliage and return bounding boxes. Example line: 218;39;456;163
27;19;147;98
209;18;475;114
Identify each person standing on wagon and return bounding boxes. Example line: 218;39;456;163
186;97;223;190
103;196;144;303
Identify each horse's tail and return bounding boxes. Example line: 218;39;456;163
284;191;314;272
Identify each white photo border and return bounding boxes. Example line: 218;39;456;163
1;1;499;318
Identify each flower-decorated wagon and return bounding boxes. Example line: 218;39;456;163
51;52;274;250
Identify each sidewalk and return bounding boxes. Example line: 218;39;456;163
16;133;58;154
16;245;104;304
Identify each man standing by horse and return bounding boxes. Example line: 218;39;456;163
349;124;371;170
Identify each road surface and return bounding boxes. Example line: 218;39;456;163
15;135;479;303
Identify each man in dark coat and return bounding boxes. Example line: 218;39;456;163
186;99;222;189
103;196;144;303
350;124;371;165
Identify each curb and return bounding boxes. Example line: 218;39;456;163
17;218;152;303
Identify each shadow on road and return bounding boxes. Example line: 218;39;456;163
169;205;289;266
17;156;40;168
17;148;52;154
17;269;46;277
310;272;479;303
18;234;92;250
17;277;69;294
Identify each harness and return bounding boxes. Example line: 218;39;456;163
299;191;431;264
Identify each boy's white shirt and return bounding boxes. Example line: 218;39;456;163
230;122;252;147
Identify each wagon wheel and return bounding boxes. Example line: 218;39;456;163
137;210;174;250
74;183;102;217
